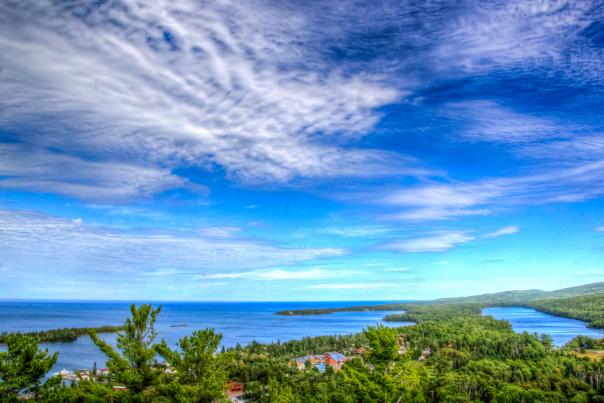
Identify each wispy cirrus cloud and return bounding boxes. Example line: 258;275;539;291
484;225;519;239
0;208;346;276
0;144;207;202
307;283;388;290
383;267;408;272
441;100;563;143
199;268;349;281
322;226;393;237
379;183;498;221
382;231;475;253
341;159;604;221
0;0;420;202
432;1;599;78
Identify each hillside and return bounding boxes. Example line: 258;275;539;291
276;282;604;329
429;282;604;305
529;293;604;329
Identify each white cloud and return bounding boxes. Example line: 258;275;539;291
484;225;519;239
307;283;388;290
0;144;206;203
322;226;393;237
383;231;475;253
595;226;604;232
0;208;346;276
140;268;189;277
0;0;415;201
441;100;562;143
345;159;604;221
383;267;408;272
197;226;243;239
379;183;498;221
433;1;597;78
200;268;350;281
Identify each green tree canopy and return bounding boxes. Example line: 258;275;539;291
0;334;57;400
89;303;162;396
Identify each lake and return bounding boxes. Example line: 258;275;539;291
482;307;603;346
0;300;410;375
3;302;602;375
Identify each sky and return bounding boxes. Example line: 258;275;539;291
0;0;603;301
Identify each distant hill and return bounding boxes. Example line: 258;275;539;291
429;289;548;305
276;282;604;321
546;282;604;298
430;282;604;306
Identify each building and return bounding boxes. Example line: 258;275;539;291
324;352;347;370
226;380;245;402
291;354;325;370
291;352;348;371
418;348;432;361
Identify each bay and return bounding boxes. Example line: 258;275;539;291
482;306;603;346
0;300;408;375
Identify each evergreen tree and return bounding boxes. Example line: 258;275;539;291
89;304;162;397
0;335;57;400
156;328;227;402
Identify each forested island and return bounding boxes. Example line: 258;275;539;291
0;325;121;344
1;283;603;401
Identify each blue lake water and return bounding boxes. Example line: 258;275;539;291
2;302;601;375
482;307;603;346
0;301;409;375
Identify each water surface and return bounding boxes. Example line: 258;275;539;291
483;307;603;346
0;301;410;375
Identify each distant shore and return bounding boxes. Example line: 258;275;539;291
0;325;121;344
275;282;604;330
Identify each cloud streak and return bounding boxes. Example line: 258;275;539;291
484;225;519;239
382;231;475;253
199;268;349;281
0;208;346;276
0;0;419;201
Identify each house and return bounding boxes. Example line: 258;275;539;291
397;336;409;355
76;369;90;381
291;354;325;370
226;380;245;402
226;380;245;393
324;352;347;370
325;352;346;365
418;348;432;361
291;356;307;370
56;369;78;382
291;352;348;372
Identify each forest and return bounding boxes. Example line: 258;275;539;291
1;300;603;402
0;325;121;344
278;282;604;330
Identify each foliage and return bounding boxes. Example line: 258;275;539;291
155;329;227;402
530;293;604;329
0;335;57;400
365;325;399;364
4;295;604;402
89;304;162;397
0;325;120;344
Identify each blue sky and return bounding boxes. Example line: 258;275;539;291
0;0;603;300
